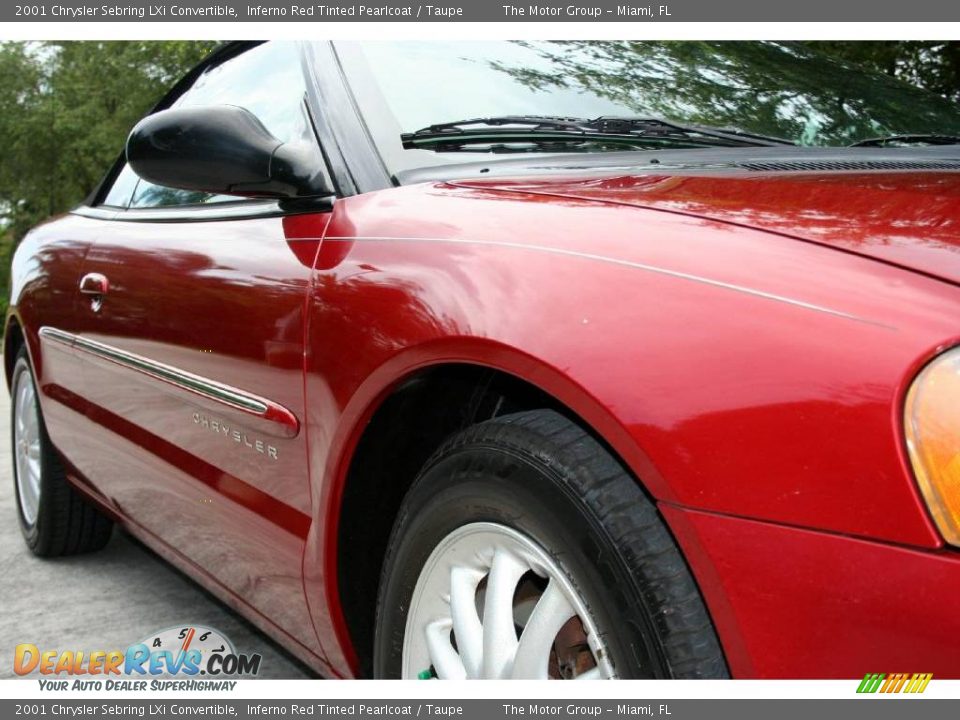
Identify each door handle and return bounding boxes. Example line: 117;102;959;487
79;273;108;312
79;273;109;295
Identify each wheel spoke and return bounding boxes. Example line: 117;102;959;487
403;523;613;681
481;548;527;678
449;566;484;678
28;456;41;484
425;619;466;680
511;580;576;678
14;370;43;526
27;468;41;500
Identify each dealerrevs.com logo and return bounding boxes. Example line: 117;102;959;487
856;673;933;694
14;625;261;691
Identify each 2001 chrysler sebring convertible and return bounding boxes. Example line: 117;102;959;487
8;40;960;680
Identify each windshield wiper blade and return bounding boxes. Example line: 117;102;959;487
407;137;716;154
589;117;797;147
850;134;960;148
403;133;721;153
411;115;595;134
401;115;797;151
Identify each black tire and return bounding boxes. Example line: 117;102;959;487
11;347;113;556
374;409;728;679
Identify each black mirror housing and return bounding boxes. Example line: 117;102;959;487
126;105;331;201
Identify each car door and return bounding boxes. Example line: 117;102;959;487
69;42;329;659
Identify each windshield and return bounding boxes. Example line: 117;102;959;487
338;40;960;173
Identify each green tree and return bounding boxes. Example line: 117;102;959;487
0;41;217;241
809;42;960;103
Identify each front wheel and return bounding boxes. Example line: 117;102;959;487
374;409;728;679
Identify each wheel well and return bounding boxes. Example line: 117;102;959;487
4;318;25;388
337;364;576;677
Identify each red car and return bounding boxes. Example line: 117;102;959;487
8;40;960;680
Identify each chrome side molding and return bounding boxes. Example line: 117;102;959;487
38;326;299;437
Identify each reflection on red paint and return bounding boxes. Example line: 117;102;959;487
12;169;960;679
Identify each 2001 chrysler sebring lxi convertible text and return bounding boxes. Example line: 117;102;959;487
8;41;960;680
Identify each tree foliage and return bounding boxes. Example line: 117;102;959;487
0;41;217;240
808;42;960;104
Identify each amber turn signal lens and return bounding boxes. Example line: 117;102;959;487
905;347;960;547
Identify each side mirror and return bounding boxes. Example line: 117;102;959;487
126;105;331;202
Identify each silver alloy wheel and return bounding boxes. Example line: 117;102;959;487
402;522;615;679
14;367;42;527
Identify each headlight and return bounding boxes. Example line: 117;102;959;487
905;346;960;547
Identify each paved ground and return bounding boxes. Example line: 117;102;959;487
0;382;312;679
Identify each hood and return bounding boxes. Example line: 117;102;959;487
456;170;960;286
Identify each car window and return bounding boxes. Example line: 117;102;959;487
102;42;309;210
100;163;141;208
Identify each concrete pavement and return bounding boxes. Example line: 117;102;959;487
0;381;312;679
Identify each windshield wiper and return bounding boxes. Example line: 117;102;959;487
400;116;797;152
850;134;960;148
